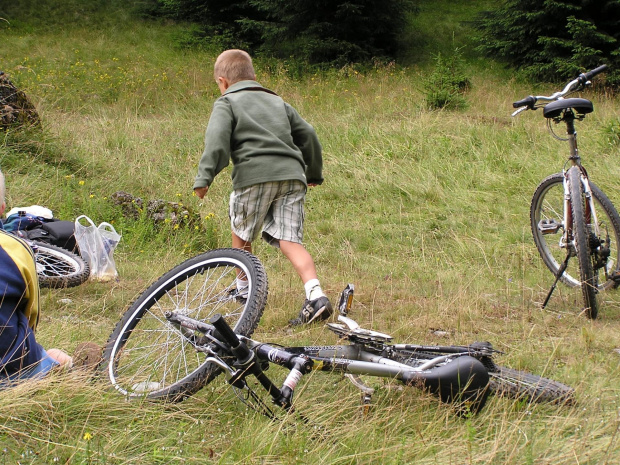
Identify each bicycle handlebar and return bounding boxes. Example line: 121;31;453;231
512;65;608;114
512;95;536;110
582;64;608;82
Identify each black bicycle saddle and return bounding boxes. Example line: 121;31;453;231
543;98;593;118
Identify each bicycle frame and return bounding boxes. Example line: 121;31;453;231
167;311;490;413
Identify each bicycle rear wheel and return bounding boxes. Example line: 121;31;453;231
100;248;268;401
34;242;90;288
388;348;574;404
488;366;574;404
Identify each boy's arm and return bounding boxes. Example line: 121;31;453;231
286;104;323;185
193;99;235;192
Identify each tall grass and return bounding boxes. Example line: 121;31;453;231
1;1;620;463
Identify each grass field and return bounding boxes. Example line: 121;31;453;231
1;1;620;463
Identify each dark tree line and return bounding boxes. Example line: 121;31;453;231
152;0;418;65
474;0;620;85
150;0;619;85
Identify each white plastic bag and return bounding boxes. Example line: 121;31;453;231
74;215;121;282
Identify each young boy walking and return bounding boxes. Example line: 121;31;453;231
193;49;332;325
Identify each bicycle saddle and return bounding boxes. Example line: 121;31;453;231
543;98;593;119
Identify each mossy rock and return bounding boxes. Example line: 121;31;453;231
0;71;40;128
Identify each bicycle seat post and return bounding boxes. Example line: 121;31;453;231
563;111;581;166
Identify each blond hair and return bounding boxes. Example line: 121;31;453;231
214;49;255;84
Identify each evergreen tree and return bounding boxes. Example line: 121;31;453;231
474;0;620;85
152;0;417;65
244;0;417;64
153;0;264;48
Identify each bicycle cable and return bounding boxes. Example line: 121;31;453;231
547;118;570;142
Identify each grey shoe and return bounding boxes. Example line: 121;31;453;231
289;296;333;326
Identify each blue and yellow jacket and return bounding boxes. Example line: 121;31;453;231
0;224;45;375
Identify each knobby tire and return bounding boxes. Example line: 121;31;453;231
568;167;599;318
489;366;575;404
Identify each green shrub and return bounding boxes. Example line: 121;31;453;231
422;50;471;110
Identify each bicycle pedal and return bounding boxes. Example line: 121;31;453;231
538;218;562;235
337;283;355;316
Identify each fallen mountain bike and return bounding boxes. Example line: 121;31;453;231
513;64;620;318
100;249;574;417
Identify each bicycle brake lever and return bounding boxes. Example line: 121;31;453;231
511;106;529;117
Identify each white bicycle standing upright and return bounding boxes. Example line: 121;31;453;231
513;65;620;319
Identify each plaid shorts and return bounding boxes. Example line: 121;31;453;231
229;180;306;247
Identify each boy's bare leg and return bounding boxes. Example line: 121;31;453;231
232;232;251;284
281;240;332;325
279;240;318;283
232;232;252;253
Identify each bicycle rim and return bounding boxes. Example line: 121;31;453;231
102;248;268;400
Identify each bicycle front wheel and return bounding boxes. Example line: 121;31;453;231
101;248;268;401
568;167;599;318
530;172;620;308
34;242;90;288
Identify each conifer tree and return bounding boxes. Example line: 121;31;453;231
153;0;416;65
474;0;620;85
244;0;416;64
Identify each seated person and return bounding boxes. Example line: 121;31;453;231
0;169;73;383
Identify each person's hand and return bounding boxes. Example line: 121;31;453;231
194;186;208;199
308;183;318;187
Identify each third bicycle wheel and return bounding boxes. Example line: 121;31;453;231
567;167;598;318
489;366;574;404
34;242;90;289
